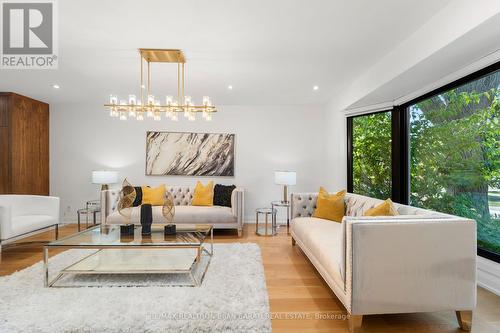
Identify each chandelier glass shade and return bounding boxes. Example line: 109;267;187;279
105;49;216;122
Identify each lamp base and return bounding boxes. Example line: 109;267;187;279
282;185;289;204
101;184;109;191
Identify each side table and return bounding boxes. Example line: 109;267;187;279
77;200;101;231
271;200;291;233
255;208;277;236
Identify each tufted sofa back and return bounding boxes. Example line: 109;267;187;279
291;191;447;219
101;186;198;219
167;186;195;206
290;192;319;218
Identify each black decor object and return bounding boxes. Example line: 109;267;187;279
164;224;176;235
213;184;236;207
120;235;134;243
120;224;135;236
140;204;153;235
142;234;153;244
132;186;143;207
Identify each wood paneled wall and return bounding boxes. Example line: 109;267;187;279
0;92;49;195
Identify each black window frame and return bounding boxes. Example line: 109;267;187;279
347;60;500;263
347;109;394;197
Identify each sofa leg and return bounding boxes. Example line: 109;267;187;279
348;315;362;333
237;228;243;237
291;237;296;246
54;224;59;240
456;310;472;331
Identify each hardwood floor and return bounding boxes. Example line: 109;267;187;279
1;223;499;332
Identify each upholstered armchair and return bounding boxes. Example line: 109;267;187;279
0;195;60;252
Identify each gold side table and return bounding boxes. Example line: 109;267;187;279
255;208;277;236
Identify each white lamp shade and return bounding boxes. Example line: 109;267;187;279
274;171;296;185
92;170;118;184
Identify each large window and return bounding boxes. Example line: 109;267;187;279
409;70;500;256
351;111;392;199
347;62;500;261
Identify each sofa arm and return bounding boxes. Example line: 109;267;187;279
345;217;476;315
0;195;59;240
41;196;60;220
231;188;244;230
100;189;120;224
0;205;12;241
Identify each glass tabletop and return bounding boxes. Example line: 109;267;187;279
77;208;101;213
48;224;212;247
256;208;277;214
271;200;290;207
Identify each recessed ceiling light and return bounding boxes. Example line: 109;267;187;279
227;85;233;90
313;85;319;91
52;84;60;89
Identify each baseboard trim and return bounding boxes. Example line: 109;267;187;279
477;256;500;296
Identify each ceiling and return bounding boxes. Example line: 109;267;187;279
0;0;453;106
347;6;500;109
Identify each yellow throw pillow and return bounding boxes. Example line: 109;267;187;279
364;198;399;216
192;181;214;206
312;187;346;222
141;185;166;206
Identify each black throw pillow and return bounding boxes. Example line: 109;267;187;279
132;186;143;207
213;184;236;208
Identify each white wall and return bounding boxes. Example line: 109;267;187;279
323;99;348;191
50;103;328;223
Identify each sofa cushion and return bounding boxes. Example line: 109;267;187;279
214;184;235;208
142;185;166;206
292;217;343;289
313;188;346;222
173;205;235;223
364;198;398;216
106;205;236;224
192;181;214;206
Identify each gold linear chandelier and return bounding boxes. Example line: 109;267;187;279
104;49;216;122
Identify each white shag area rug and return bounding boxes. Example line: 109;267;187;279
0;243;271;333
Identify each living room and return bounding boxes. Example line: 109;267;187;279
0;0;499;332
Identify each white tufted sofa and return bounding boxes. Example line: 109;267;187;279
290;191;477;332
101;186;244;236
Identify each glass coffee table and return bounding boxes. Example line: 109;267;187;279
43;224;213;288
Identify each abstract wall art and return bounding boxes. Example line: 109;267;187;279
146;131;235;176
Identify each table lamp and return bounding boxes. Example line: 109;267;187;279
92;170;118;191
274;171;296;203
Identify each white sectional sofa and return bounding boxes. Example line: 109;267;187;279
0;195;60;252
101;186;244;236
290;192;477;332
